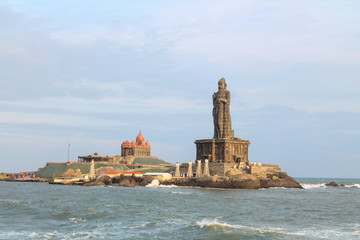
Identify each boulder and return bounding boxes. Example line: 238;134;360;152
82;181;105;187
96;175;112;185
260;172;302;188
169;174;262;189
325;181;340;187
111;175;149;187
162;172;302;189
118;177;137;187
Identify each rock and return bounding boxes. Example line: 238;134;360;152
340;184;345;187
160;171;302;189
111;175;148;187
325;181;340;187
96;175;112;185
169;174;262;189
228;174;262;189
82;181;105;187
260;173;302;189
225;168;243;177
118;177;137;187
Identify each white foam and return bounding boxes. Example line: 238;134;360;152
301;183;326;189
289;229;360;238
127;223;148;229
170;191;192;195
146;179;160;187
158;184;178;188
28;231;59;239
71;232;95;238
28;232;38;237
69;217;86;223
196;219;234;229
301;183;360;189
196;219;283;233
145;179;178;188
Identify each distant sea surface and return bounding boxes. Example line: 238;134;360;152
1;178;360;240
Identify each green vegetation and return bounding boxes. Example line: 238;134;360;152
132;158;171;165
135;166;172;173
35;163;129;178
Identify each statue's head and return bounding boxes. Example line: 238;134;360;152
218;78;227;90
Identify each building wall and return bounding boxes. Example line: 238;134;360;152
195;138;250;163
134;147;151;157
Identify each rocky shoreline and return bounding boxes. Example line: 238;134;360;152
44;172;303;189
164;172;302;189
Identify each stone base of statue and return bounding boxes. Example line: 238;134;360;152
195;137;250;164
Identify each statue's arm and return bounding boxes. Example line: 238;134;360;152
226;91;231;105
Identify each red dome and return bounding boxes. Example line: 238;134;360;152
121;140;132;148
135;131;145;146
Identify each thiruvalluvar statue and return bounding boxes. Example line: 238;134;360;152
212;78;234;139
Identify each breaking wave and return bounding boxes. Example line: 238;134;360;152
196;219;360;238
301;183;359;189
145;179;178;188
196;219;283;233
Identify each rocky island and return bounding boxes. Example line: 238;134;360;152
1;78;302;190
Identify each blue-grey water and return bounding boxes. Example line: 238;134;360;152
1;178;360;240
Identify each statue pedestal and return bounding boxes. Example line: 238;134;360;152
195;138;250;164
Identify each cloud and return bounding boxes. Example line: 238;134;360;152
0;1;359;177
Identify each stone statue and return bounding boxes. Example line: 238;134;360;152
212;78;234;139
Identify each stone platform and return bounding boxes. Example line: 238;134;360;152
195;138;250;164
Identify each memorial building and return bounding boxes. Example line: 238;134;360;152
121;131;151;158
78;131;163;164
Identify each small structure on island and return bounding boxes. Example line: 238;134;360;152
89;160;96;180
175;163;181;178
195;160;202;177
187;161;193;178
203;159;210;177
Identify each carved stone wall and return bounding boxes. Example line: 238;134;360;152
195;138;250;164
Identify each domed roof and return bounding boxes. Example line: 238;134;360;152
121;140;133;148
135;131;145;146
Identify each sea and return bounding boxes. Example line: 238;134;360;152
0;178;359;240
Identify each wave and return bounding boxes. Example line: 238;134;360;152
301;183;359;189
145;179;178;188
196;219;282;233
169;191;193;195
0;230;98;239
196;219;360;238
28;231;59;239
301;183;327;189
69;217;86;223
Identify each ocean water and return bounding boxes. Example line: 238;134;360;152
0;178;360;240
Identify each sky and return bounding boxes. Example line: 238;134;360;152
0;0;359;178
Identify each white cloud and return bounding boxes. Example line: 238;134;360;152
1;1;360;176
